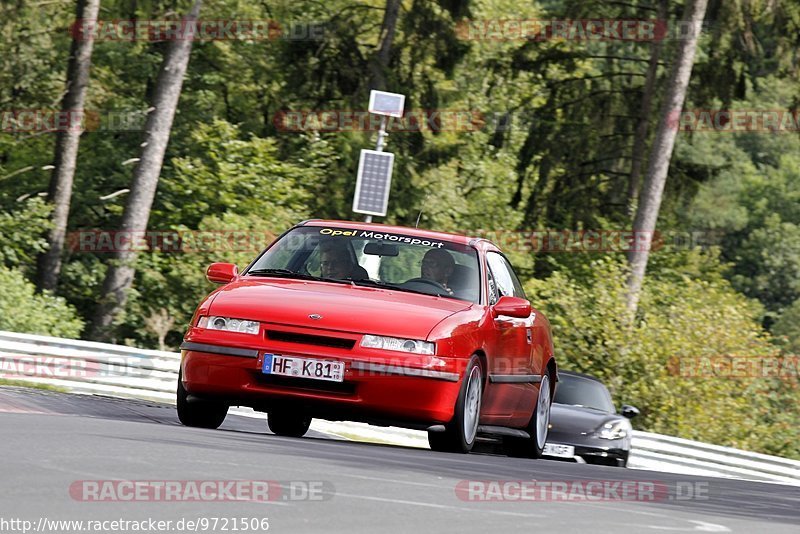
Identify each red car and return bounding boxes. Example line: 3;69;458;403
179;220;557;455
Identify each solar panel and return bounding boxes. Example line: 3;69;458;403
368;90;405;117
353;149;394;216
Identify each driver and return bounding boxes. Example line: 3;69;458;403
319;245;366;279
421;248;455;291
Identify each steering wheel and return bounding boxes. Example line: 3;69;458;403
402;277;450;293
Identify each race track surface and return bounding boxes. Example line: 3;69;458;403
1;387;797;533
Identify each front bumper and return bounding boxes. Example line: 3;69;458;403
179;335;465;425
544;432;631;466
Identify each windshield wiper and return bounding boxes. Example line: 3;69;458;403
246;268;319;280
246;268;354;285
351;279;420;294
347;278;458;298
344;278;395;288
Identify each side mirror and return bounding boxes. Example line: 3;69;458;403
206;262;238;284
620;405;640;419
492;296;531;319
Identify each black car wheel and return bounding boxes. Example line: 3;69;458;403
505;373;552;458
428;355;483;453
267;411;312;437
176;369;229;429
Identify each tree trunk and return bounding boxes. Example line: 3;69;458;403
369;0;401;90
626;0;709;315
90;0;202;340
627;0;667;216
36;0;101;292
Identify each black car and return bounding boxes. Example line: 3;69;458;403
543;371;639;467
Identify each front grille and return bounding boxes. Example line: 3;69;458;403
255;373;356;395
266;330;355;349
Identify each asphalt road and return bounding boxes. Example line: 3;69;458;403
0;387;798;533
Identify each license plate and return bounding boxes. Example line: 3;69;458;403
543;443;575;458
262;354;344;382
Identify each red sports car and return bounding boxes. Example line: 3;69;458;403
179;220;557;455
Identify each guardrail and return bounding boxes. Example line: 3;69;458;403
0;330;179;402
629;432;800;485
1;329;799;486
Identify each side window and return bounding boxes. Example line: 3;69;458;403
486;252;526;299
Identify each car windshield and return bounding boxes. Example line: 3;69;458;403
245;225;481;303
554;374;616;413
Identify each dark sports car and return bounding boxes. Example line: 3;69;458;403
543;371;639;467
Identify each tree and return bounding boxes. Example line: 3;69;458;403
369;0;401;91
628;0;667;215
626;0;709;315
36;0;101;292
90;0;202;340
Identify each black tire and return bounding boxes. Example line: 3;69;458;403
505;372;552;458
619;454;629;468
428;355;483;453
267;411;312;438
176;370;228;429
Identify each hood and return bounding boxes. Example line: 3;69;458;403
207;278;472;339
548;403;621;435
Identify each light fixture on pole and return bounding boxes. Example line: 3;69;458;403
353;90;405;222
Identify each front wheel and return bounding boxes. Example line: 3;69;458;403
176;370;228;429
428;355;483;453
267;411;312;438
505;373;551;458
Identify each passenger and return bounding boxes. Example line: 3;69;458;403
421;248;455;291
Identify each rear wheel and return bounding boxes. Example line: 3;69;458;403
267;411;312;438
505;373;551;458
428;355;483;453
176;370;228;429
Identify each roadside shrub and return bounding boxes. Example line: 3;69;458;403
525;254;797;457
0;267;83;338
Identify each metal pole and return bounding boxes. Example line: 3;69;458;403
365;116;388;222
375;116;387;152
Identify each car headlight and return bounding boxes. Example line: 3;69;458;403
197;316;261;335
361;335;435;355
593;420;631;440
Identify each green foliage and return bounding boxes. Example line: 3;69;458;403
773;299;800;353
159;120;311;228
0;198;52;273
686;124;800;314
0;379;67;392
0;267;83;338
526;255;798;458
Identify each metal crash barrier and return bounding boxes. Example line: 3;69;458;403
1;330;798;486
